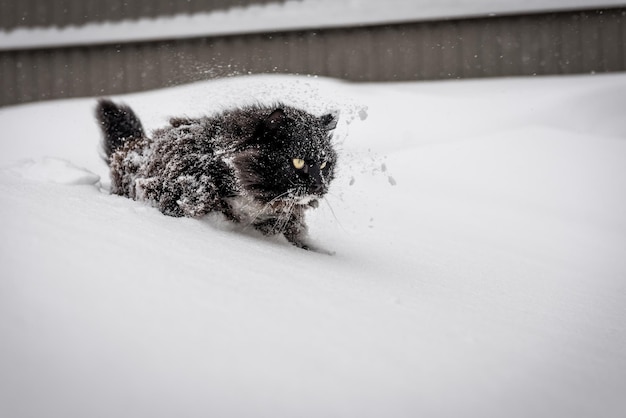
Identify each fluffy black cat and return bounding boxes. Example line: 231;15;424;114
95;99;339;250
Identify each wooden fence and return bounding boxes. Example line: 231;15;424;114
1;6;625;107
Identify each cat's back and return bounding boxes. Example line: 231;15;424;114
158;104;269;149
208;104;277;143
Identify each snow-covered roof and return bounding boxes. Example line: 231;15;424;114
1;0;624;51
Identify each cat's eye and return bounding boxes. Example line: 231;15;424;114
320;161;328;170
292;158;305;169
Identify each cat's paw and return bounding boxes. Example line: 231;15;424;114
294;240;335;255
311;246;336;256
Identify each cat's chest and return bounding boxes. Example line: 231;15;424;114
226;195;283;223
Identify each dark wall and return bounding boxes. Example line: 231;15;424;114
1;7;625;107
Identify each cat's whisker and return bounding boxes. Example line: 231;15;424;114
322;197;346;232
242;190;292;229
325;190;345;203
263;190;292;207
276;189;303;234
276;197;296;234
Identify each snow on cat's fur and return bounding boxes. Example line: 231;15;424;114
95;99;339;250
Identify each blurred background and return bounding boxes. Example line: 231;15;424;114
0;0;625;107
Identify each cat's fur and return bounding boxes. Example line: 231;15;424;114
95;99;338;250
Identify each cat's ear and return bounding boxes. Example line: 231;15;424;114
249;108;288;146
320;111;339;131
264;108;287;130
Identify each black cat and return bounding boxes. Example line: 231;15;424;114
95;99;339;250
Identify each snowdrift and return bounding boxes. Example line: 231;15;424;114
1;74;625;417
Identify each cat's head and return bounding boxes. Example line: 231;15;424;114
235;106;339;205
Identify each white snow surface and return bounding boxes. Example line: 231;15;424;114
1;73;626;417
1;0;624;50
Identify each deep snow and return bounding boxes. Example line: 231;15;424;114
1;73;625;418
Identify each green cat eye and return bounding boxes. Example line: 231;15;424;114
292;158;305;169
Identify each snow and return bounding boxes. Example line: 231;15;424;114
1;0;624;50
6;157;101;185
1;73;626;417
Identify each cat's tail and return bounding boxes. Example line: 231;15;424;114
95;98;145;161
